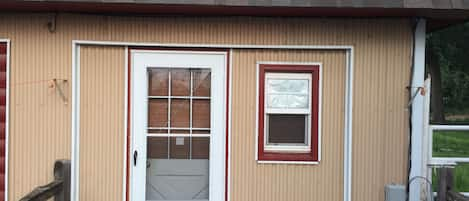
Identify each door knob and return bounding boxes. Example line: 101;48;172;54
133;150;138;166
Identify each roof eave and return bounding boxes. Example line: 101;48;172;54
0;2;468;31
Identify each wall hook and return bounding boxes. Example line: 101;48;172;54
49;79;68;104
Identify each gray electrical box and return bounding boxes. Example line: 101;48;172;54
385;184;406;201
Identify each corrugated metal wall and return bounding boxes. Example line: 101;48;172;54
231;49;346;201
0;13;412;201
79;46;125;201
0;15;72;201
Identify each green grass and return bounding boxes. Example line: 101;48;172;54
433;131;469;157
432;130;469;192
432;164;469;192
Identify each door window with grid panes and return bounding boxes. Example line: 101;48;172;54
146;68;211;200
147;68;211;160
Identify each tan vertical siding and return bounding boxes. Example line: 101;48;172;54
0;13;412;201
0;14;72;200
351;23;412;201
231;49;346;201
79;46;125;201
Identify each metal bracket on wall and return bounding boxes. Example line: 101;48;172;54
407;86;425;107
50;79;68;104
407;75;431;107
47;13;57;33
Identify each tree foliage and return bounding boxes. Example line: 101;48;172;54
427;23;469;116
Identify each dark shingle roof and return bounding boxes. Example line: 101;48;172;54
2;0;469;30
17;0;469;9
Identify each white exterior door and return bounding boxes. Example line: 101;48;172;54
130;50;227;201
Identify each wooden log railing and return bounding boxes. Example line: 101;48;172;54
448;191;469;201
437;167;469;201
19;160;71;201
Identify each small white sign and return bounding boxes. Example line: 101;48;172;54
176;137;184;145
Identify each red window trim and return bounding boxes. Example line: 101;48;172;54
258;64;320;162
0;42;6;198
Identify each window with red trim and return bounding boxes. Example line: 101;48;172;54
257;64;320;162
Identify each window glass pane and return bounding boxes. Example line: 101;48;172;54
267;114;307;144
148;129;168;134
192;130;210;135
268;94;308;109
147;137;168;159
433;130;469;157
170;99;190;127
170;137;190;159
192;137;210;159
267;79;308;94
171;69;190;96
148;99;168;127
193;69;211;97
148;69;169;96
193;99;210;128
170;129;190;134
267;78;309;109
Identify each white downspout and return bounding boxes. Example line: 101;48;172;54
409;18;426;201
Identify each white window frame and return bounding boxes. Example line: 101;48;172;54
263;72;312;153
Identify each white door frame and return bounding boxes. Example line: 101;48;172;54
129;50;228;201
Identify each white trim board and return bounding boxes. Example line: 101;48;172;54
71;43;80;201
430;125;469;130
71;41;354;201
122;46;129;201
1;39;10;201
73;40;353;50
344;48;354;201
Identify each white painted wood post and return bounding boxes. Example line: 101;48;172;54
409;18;426;201
423;78;432;201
